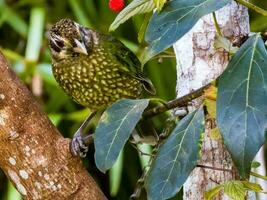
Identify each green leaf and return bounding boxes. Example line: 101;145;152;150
138;13;151;43
138;143;152;168
94;99;149;172
217;34;267;178
37;63;57;86
146;107;204;200
241;181;262;192
205;185;223;200
48;113;62;126
0;48;24;61
143;0;230;63
64;109;90;121
224;181;246;200
0;4;28;37
68;0;92;27
6;181;21;200
110;150;124;197
109;0;154;32
214;34;239;54
25;7;45;61
251;161;261;168
153;0;166;11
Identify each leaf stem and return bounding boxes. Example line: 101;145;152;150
250;171;267;181
144;83;211;118
235;0;267;16
212;12;222;36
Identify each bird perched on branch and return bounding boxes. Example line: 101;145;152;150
48;19;155;157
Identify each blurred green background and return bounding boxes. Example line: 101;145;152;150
0;0;266;199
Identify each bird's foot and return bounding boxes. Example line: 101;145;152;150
71;133;93;157
70;111;97;158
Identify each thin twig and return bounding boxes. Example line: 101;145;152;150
144;83;211;118
235;0;267;16
197;164;233;173
153;55;176;60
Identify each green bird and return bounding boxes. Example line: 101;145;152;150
49;19;155;157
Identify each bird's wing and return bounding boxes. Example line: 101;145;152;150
101;34;156;95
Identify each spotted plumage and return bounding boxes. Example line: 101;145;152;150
49;19;155;110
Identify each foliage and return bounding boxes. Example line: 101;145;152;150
94;99;149;172
143;0;230;63
205;180;264;200
0;0;267;199
109;0;154;32
217;34;267;179
145;108;204;200
0;1;176;199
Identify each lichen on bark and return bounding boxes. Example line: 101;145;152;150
0;52;106;200
173;2;250;199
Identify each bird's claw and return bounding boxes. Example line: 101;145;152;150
71;134;88;158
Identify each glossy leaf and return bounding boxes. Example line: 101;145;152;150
109;0;154;31
94;99;149;172
143;0;230;63
217;34;267;178
146;107;204;200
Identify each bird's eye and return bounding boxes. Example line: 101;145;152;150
50;39;64;52
50;41;60;52
55;40;64;48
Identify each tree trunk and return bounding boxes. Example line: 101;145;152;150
173;2;250;199
0;52;106;199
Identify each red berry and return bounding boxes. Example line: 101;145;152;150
109;0;125;13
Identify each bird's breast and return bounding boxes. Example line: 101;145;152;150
52;52;142;109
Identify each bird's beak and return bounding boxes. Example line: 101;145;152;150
73;38;88;55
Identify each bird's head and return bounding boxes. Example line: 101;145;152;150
49;19;92;60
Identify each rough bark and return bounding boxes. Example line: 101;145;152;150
173;2;250;199
0;52;107;199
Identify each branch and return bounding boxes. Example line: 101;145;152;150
143;83;211;118
0;52;107;199
196;164;233;173
235;0;267;16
